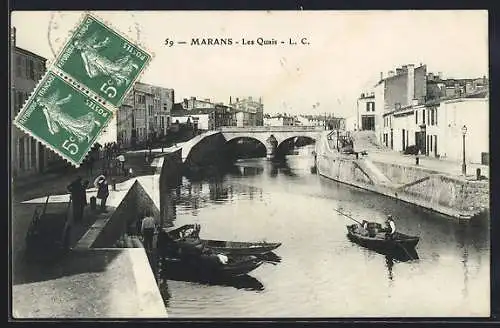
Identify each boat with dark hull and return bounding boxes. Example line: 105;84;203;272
346;223;419;257
161;253;264;277
161;224;282;256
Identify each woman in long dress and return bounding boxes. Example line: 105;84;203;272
37;91;100;143
73;34;138;86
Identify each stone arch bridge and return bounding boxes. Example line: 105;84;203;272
182;126;324;163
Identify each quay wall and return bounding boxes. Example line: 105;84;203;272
158;149;183;228
315;132;489;220
92;180;161;248
372;161;489;212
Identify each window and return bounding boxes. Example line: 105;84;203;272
372;102;375;112
366;102;370;112
422;109;425;125
16;56;22;77
415;111;418;124
30;138;37;170
19;137;25;170
431;109;435;125
148;104;153;116
435;109;438;126
136;94;146;104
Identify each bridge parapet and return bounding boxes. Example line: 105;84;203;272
218;126;325;133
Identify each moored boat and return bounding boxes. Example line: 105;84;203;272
346;222;419;255
161;224;282;256
161;253;264;277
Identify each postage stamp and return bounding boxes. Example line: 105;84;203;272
54;13;152;107
14;71;113;167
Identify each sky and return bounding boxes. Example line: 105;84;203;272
12;10;488;121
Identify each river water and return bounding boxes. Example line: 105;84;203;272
158;145;490;318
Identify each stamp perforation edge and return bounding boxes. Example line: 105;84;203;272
47;11;155;109
13;71;113;168
12;11;155;167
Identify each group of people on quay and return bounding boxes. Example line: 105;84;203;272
66;173;111;219
82;142;131;177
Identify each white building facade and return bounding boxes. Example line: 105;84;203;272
382;96;488;164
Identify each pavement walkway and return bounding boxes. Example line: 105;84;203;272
367;149;489;180
351;130;489;180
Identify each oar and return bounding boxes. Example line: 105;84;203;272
333;207;362;225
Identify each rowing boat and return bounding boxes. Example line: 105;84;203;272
346;223;419;254
161;224;282;256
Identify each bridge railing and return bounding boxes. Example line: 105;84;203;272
217;126;325;133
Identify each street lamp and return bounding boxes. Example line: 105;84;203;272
461;125;467;176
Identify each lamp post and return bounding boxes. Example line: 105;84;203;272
461;125;467;176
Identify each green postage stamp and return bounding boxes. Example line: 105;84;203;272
54;14;152;107
13;13;152;167
15;72;113;166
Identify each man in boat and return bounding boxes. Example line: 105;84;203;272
359;220;369;236
384;215;396;240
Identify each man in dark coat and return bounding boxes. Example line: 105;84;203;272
67;176;86;222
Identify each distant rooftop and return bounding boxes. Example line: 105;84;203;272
15;46;47;62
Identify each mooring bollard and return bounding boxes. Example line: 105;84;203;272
476;168;481;180
112;178;116;191
415;157;419;165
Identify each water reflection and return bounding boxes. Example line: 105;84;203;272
161;150;490;317
160;268;265;292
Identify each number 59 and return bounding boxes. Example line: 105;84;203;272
101;82;117;98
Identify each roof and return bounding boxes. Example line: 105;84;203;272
375;64;426;86
15;46;47;62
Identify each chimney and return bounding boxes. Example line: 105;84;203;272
380;72;383;80
388;70;395;77
428;72;434;81
229;96;232;104
396;68;402;75
407;64;415;106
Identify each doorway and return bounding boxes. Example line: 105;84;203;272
402;129;406;151
415;131;426;155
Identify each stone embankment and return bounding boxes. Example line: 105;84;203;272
316;131;489;220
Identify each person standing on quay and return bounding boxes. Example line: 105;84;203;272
141;211;156;252
67;176;85;223
95;174;109;213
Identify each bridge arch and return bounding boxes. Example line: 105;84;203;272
225;136;269;159
276;135;317;151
